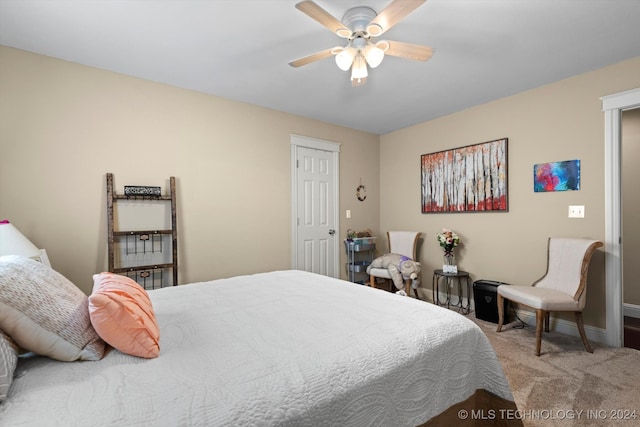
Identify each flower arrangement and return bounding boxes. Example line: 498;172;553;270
437;228;460;256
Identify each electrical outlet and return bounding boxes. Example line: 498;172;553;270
346;209;351;219
568;205;585;218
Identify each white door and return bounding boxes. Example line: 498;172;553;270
291;136;340;278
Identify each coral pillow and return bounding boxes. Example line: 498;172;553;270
89;273;160;358
0;255;105;361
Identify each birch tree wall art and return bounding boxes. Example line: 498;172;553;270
421;138;508;213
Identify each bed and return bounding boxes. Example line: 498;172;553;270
1;267;521;426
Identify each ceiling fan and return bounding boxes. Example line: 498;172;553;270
289;0;434;87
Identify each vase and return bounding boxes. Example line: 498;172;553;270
443;253;457;273
444;253;454;265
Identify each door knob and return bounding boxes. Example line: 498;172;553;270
328;229;336;235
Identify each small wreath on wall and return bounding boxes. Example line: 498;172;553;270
356;180;367;202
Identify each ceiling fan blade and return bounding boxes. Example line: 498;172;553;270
295;1;350;37
367;0;427;36
384;40;434;61
288;48;335;68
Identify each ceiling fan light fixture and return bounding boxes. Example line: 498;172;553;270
335;47;356;71
350;53;368;86
364;44;384;68
291;0;432;87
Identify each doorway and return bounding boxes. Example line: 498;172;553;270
602;87;640;347
290;134;340;278
622;107;640;349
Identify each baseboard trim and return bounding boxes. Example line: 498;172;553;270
624;303;640;319
420;288;608;345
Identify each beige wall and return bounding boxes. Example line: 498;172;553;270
0;46;380;294
2;44;640;329
380;57;640;328
623;108;640;306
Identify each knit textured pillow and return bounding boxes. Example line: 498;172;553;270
0;255;105;361
89;273;160;358
0;330;18;402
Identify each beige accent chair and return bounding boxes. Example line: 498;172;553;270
496;237;603;356
368;231;421;298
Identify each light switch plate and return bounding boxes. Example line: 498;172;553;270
568;205;585;218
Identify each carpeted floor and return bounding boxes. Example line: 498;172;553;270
469;314;640;426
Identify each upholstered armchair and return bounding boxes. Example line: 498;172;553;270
496;237;602;356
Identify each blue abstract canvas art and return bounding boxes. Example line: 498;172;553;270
533;159;580;192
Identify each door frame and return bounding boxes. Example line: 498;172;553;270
290;134;341;278
602;87;640;347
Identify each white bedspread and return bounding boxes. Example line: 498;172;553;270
0;270;513;426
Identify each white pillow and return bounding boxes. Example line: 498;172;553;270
0;255;105;361
0;329;18;402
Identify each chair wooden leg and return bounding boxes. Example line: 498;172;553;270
535;309;544;356
413;288;420;299
369;275;376;288
544;312;550;332
496;293;505;332
575;312;593;353
404;280;411;296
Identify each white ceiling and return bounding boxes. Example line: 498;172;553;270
1;0;640;135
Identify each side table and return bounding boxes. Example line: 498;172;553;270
432;269;471;314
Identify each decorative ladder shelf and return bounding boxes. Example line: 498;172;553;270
106;172;178;288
